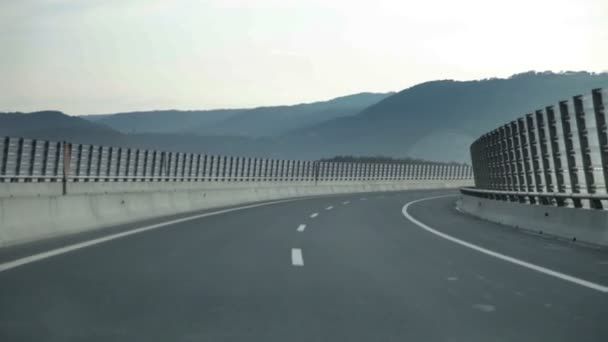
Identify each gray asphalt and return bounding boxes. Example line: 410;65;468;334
1;189;607;341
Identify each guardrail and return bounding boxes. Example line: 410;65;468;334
0;136;473;187
468;87;608;209
461;187;608;210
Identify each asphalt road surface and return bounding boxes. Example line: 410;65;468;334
1;189;607;342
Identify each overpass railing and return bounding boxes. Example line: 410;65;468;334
0;136;473;184
466;87;608;210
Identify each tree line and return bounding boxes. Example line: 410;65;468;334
320;155;468;166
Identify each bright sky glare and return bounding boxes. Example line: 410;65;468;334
1;0;606;115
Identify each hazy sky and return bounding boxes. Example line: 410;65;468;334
1;0;606;115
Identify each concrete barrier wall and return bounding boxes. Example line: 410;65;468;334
457;194;608;246
0;180;471;248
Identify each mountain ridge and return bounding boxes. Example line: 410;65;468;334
86;92;393;137
278;71;608;161
2;71;606;162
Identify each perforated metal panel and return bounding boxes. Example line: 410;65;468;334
3;138;20;176
73;145;85;178
30;140;44;178
265;159;272;180
209;156;217;179
249;158;256;180
123;149;135;178
240;157;248;180
199;155;207;179
576;93;606;195
147;151;158;178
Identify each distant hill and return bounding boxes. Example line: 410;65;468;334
192;92;394;137
277;71;608;162
0;111;126;145
0;111;110;134
86;92;393;137
85;109;244;134
0;111;271;155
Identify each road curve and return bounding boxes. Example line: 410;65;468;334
1;189;607;341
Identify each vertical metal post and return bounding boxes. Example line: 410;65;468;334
41;140;49;180
210;155;216;181
62;141;71;195
250;158;257;181
14;138;23;182
149;151;156;180
202;154;208;181
575;93;606;208
546;106;570;206
561;99;588;207
592;89;608;199
0;137;6;181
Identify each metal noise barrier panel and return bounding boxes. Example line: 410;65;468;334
0;137;472;184
468;88;608;210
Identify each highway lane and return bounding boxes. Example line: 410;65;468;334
1;189;607;341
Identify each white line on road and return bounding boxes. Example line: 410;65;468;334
0;197;313;274
297;224;306;232
326;206;333;210
402;195;608;293
291;248;304;266
360;197;367;201
310;213;319;218
343;201;350;205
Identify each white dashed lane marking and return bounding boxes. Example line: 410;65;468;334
0;198;308;273
291;248;304;266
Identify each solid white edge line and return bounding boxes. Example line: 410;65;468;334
310;213;319;218
402;195;608;293
291;248;304;266
0;197;313;273
297;224;306;232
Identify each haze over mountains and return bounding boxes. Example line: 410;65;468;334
2;71;607;162
87;92;393;137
